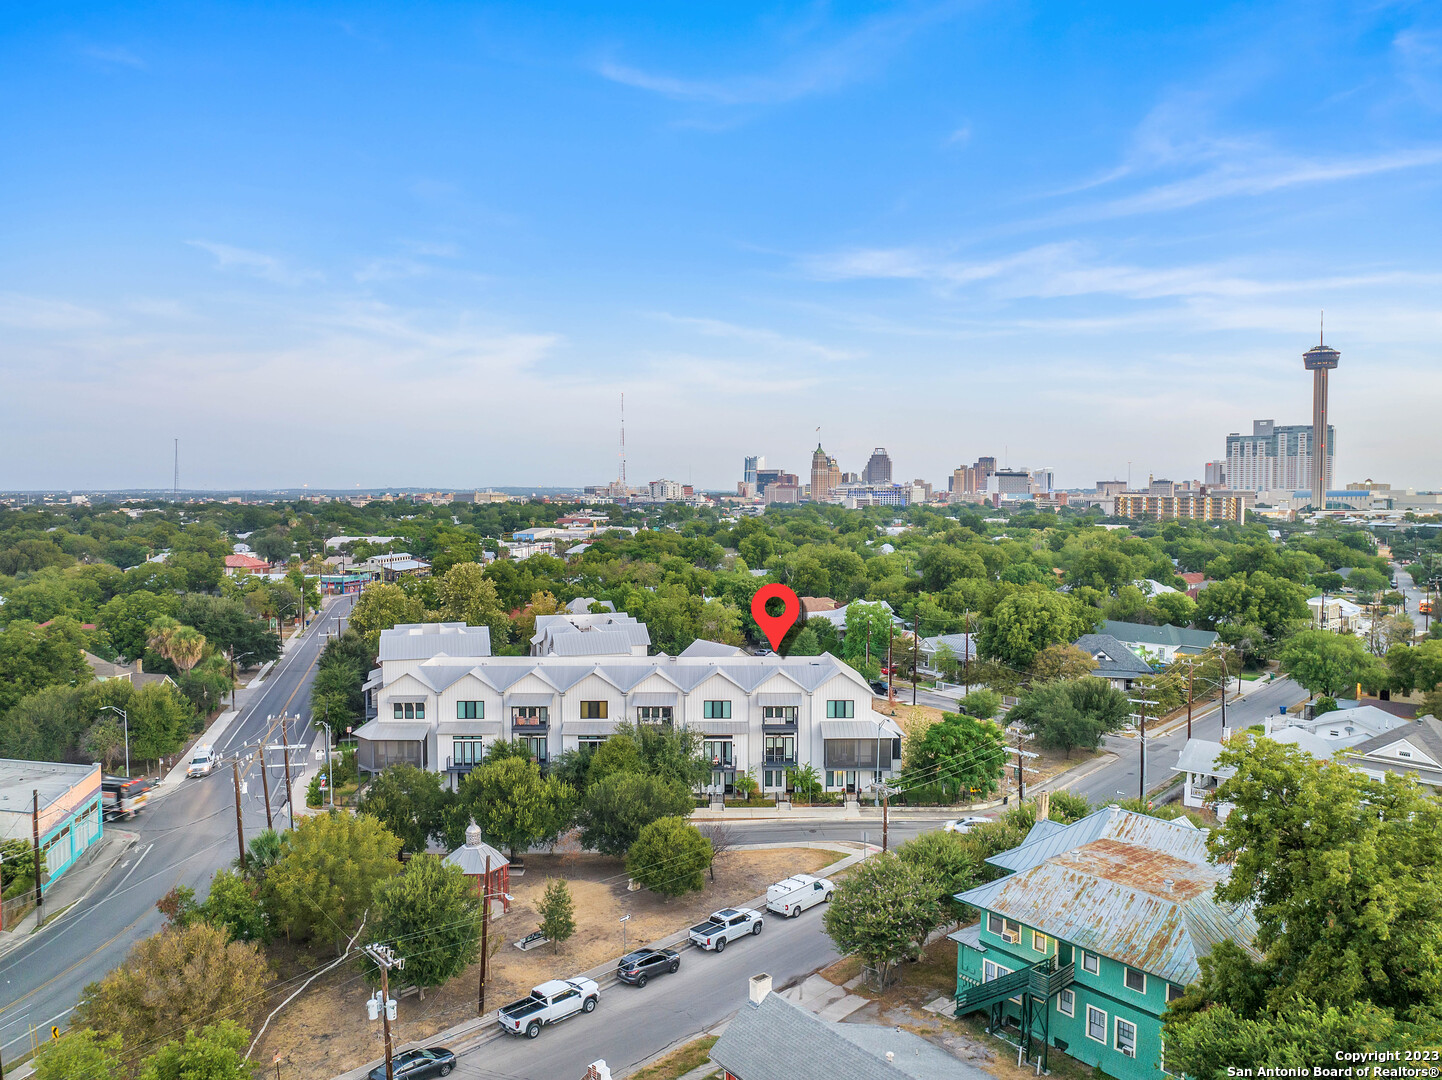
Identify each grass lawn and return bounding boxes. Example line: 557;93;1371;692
629;1035;719;1080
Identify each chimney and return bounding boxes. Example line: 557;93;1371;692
1037;790;1050;821
1163;879;1174;892
134;657;142;674
749;973;772;1006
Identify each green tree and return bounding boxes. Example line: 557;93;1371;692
137;1021;253;1080
787;763;823;802
895;829;992;919
32;1029;123;1080
127;681;195;761
198;869;267;943
821;853;944;988
455;756;574;861
1279;629;1374;698
1029;642;1097;680
958;688;1001;720
0;618;90;713
1205;739;1442;1012
369;856;481;992
577;772;694;856
1195;570;1309;640
902;713;1007;802
977;588;1097;671
100;591;179;659
357;763;457;854
146;619;207;676
536;877;577;951
843;602;894;666
433;562;511;647
347;582;425;651
76;922;270;1056
626;817;712;898
1008;677;1129;756
0;684;85;762
262;810;402;950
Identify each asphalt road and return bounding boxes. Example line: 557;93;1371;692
450;906;840;1080
0;596;352;1064
1055;676;1308;806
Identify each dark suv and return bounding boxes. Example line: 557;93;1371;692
616;948;680;987
367;1047;456;1079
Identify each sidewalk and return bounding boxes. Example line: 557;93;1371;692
328;841;874;1080
0;827;139;960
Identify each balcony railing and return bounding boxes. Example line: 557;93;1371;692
445;755;482;773
511;717;549;733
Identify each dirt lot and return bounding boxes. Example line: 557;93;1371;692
256;846;838;1078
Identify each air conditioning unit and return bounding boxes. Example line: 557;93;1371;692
1001;931;1019;944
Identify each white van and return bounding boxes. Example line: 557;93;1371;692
765;874;834;918
186;744;218;778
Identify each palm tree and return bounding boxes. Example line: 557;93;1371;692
147;619;208;675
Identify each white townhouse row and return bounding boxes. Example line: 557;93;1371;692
355;622;903;796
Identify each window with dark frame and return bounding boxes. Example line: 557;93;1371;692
825;699;856;718
456;701;483;719
703;700;732;719
579;700;608;719
1124;967;1146;993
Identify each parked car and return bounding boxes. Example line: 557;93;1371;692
186;743;219;778
942;816;991;834
498;978;600;1038
616;948;680;987
367;1047;456;1079
766;874;834;918
869;680;889;695
689;907;763;952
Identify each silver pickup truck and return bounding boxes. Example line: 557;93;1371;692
497;978;600;1039
688;907;763;952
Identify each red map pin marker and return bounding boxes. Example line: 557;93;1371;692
751;584;801;651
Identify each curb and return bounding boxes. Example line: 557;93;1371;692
0;828;139;961
328;841;871;1080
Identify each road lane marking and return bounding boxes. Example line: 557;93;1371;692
0;909;152;1020
114;843;154;890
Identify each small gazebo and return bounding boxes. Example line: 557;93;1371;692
445;822;511;914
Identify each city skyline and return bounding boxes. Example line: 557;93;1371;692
4;3;1442;490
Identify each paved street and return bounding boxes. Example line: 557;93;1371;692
450;906;839;1080
0;596;352;1063
1053;676;1308;806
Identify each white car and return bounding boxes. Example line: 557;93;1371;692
186;744;219;778
942;816;991;834
689;908;763;952
498;978;600;1039
766;874;834;918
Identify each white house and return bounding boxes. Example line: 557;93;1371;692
531;611;650;657
353;621;903;797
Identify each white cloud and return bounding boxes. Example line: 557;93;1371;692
82;44;146;68
0;293;108;330
187;241;322;286
652;313;861;361
597;1;966;106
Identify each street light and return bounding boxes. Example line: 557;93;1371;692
99;705;130;777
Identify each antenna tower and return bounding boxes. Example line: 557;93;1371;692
618;393;627;490
173;438;179;497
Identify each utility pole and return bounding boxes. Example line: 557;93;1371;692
887;632;894;704
259;728;274;831
911;611;919;707
1016;727;1025;801
478;854;491;1015
363;945;402;1080
31;790;43;921
232;761;247;870
282;737;294;832
865;625;871;668
881;786;890;853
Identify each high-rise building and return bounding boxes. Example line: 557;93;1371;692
1096;480;1128;496
1204;460;1226;486
989;469;1033;496
1115;492;1246;524
810;444;840;502
1225;420;1333;492
863;448;893;485
1304;334;1340;508
744;455;762;487
1032;468;1055;494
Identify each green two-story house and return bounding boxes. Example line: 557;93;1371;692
951;806;1259;1080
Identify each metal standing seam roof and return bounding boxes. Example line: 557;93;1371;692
958;808;1257;986
820;718;904;740
677;639;748;658
351;719;433;741
548;631;636;656
378;623;493;662
1173;739;1234;778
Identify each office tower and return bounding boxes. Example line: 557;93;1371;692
1303;333;1340;509
1032;467;1055;493
1204;460;1226;486
744;456;761;487
810;444;840;502
863;448;893;485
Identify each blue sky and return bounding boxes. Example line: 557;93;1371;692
3;1;1441;491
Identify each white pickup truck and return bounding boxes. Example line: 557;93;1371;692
766;874;834;918
497;978;600;1039
688;907;763;952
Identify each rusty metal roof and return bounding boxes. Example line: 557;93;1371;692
988;804;1205;874
958;808;1258;986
